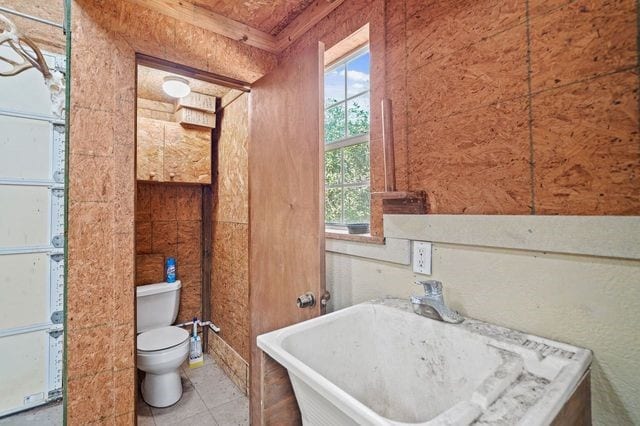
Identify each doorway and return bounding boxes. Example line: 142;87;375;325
133;56;252;425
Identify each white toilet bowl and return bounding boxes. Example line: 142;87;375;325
137;325;189;407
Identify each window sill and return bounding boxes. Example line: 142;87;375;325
325;229;385;245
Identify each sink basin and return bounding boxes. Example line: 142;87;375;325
257;299;591;425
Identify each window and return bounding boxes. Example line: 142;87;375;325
324;47;370;227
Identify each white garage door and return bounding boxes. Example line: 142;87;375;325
0;44;65;417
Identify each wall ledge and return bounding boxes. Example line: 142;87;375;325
326;237;410;265
384;215;640;260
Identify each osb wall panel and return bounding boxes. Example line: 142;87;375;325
211;222;249;361
210;93;250;362
283;0;639;218
190;0;314;35
0;0;66;54
68;0;275;423
216;93;249;223
137;116;212;183
136;183;202;323
164;121;212;183
208;329;250;395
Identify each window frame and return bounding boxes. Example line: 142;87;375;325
324;45;371;228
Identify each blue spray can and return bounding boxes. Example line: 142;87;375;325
166;257;176;283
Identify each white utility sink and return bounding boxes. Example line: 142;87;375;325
257;299;591;425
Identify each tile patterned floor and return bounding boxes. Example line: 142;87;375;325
0;402;62;425
138;354;249;426
0;356;243;426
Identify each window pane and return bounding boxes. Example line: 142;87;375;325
347;52;370;97
343;143;369;184
347;92;370;137
324;64;345;106
325;102;346;143
325;149;342;186
344;186;370;224
325;187;343;224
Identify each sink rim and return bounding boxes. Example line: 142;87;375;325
257;299;592;425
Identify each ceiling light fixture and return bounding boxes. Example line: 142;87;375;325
162;76;191;98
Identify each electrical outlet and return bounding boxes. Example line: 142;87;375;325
412;241;432;275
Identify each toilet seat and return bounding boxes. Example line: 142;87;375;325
137;326;189;352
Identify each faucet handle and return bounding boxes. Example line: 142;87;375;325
416;280;443;296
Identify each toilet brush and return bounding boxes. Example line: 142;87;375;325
189;317;204;368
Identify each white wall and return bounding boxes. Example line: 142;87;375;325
326;215;640;426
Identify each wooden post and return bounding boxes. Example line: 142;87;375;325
201;97;221;353
381;98;396;192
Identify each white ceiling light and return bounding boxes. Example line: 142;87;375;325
162;76;191;98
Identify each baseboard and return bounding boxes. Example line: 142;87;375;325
207;329;249;395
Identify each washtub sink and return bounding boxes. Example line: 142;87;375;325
257;299;591;425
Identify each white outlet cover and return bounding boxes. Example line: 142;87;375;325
412;241;432;275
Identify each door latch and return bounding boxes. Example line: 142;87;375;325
320;291;331;307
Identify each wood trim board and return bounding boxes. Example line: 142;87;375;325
128;0;344;54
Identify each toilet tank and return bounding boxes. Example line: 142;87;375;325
136;281;182;333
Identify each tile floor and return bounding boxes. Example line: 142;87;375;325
0;401;62;425
0;356;244;426
138;354;249;426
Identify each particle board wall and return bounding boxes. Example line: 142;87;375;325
135;182;202;324
0;0;66;54
67;0;275;424
211;92;250;363
282;0;639;218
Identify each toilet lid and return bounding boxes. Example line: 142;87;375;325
137;326;189;352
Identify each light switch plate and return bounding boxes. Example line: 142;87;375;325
412;241;432;275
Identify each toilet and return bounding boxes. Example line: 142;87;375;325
136;281;189;408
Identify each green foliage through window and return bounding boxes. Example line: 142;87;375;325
324;49;370;226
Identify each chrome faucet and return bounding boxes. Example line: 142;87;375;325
411;280;463;323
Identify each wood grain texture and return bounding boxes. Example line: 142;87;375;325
190;0;314;35
551;372;592;425
532;71;640;214
136;117;164;181
138;64;230;104
135;183;203;323
249;42;325;425
135;253;164;285
69;0;274;421
407;23;528;122
137;117;212;183
0;0;66;54
409;98;532;214
279;0;386;235
276;0;346;51
216;93;249;223
163;122;212;183
137;99;175;122
127;0;279;53
175;107;216;128
324;23;369;67
406;0;525;66
530;0;637;92
177;91;217;112
261;353;302;425
211;221;250;360
208;329;250;395
208;94;250;378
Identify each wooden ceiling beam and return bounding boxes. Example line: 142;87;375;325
127;0;345;55
275;0;345;52
128;0;280;53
